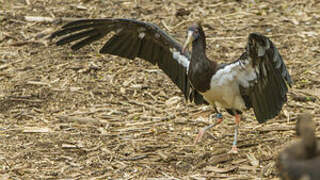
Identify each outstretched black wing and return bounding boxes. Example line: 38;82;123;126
240;32;293;123
50;18;206;104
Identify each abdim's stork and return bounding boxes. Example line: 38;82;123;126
50;19;292;153
277;113;320;180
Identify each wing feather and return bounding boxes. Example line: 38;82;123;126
56;29;98;46
241;32;292;123
71;33;103;50
50;18;206;104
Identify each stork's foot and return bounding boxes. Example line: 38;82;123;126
228;145;239;154
193;115;223;145
194;128;206;145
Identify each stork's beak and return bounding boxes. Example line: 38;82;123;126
182;31;193;53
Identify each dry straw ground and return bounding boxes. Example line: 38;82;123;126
0;0;320;179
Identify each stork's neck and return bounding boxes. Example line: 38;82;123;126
191;37;207;61
188;34;218;92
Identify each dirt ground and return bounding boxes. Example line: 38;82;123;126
0;0;320;179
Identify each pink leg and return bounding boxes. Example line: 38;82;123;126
193;117;223;145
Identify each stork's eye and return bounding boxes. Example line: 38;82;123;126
192;29;200;38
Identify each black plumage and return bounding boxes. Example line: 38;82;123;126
51;19;292;152
241;33;292;123
51;18;197;102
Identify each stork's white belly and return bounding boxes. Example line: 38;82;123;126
201;79;245;110
201;60;257;110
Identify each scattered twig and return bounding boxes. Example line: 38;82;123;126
128;100;165;113
209;154;235;166
26;81;50;86
24;16;83;23
23;127;52;133
112;127;150;133
56;115;106;126
257;125;295;132
204;166;238;173
7;98;44;103
9;40;47;47
120;154;148;161
161;20;172;32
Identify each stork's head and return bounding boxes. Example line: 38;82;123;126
182;22;205;53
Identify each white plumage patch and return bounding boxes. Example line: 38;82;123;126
215;60;257;87
138;32;146;39
202;59;257;110
172;49;190;71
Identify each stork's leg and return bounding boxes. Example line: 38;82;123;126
228;114;240;154
194;106;223;144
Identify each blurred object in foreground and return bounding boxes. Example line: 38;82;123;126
277;113;320;180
